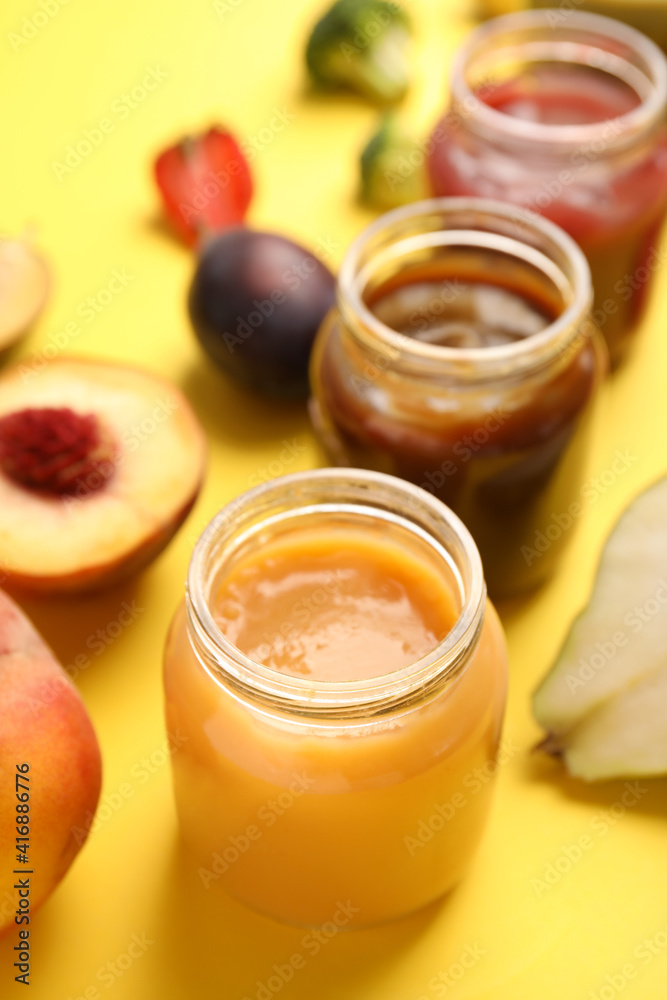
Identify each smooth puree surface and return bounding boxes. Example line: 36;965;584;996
213;527;458;680
365;263;560;349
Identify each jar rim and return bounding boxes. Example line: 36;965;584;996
450;9;667;151
337;197;593;378
186;469;486;720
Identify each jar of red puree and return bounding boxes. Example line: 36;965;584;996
309;198;607;598
429;10;667;367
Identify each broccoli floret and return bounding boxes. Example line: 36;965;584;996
306;0;412;104
360;116;429;209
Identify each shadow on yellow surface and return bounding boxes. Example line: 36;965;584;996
9;578;151;694
180;360;312;446
153;839;449;999
524;752;667;820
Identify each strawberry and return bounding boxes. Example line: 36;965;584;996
154;126;253;247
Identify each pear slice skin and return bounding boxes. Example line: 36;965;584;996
555;664;667;781
533;474;667;736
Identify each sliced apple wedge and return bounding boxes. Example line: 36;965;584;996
0;357;206;594
534;473;667;780
0;237;50;357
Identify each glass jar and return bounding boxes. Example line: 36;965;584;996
309;198;607;598
429;10;667;367
164;469;508;928
478;2;667;54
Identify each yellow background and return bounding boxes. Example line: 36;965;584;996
1;0;667;996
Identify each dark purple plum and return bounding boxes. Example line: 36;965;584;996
188;228;337;398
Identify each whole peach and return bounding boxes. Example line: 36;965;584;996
0;590;101;936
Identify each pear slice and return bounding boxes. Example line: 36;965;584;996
557;664;667;781
533;474;667;779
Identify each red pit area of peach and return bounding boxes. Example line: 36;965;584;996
0;407;116;495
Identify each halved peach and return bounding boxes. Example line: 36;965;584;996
0;357;206;594
0;237;50;358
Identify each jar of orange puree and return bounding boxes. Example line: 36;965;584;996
164;469;508;927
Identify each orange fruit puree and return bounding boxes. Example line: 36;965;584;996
213;528;459;681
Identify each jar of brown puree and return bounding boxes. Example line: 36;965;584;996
309;199;608;597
